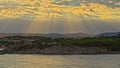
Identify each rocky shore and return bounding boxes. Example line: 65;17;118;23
0;36;120;55
1;45;119;55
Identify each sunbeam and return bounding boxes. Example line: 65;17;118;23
0;0;120;34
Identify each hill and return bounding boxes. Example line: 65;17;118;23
0;35;120;55
97;32;120;37
0;32;93;38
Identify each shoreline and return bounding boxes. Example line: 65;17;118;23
1;52;120;55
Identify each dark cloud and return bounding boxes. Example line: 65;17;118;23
51;0;120;7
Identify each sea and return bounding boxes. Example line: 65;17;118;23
0;54;120;68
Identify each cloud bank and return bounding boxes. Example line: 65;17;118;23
0;0;120;34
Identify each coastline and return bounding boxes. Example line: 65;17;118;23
2;51;120;55
0;53;120;55
1;45;120;55
0;36;120;55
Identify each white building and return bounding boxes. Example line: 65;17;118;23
0;48;4;51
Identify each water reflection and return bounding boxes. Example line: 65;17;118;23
0;54;120;68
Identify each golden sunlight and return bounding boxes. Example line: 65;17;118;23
0;0;119;20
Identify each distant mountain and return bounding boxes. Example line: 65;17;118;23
1;32;120;38
0;32;93;38
97;32;120;37
65;32;94;38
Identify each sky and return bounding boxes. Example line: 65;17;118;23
0;0;120;34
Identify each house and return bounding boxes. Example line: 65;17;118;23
0;48;4;54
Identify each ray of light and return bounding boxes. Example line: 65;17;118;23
0;0;120;34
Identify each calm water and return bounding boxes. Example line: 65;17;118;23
0;54;120;68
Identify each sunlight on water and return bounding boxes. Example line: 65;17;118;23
0;54;120;68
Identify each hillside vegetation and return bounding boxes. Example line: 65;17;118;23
0;36;120;54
